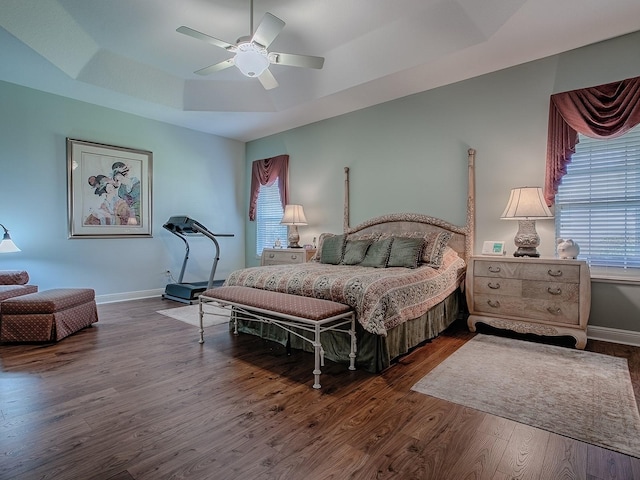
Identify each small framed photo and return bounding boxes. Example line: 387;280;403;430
481;241;506;256
67;138;152;238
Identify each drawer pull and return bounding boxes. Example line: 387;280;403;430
488;282;500;290
290;255;298;260
487;300;501;308
547;287;562;295
268;254;275;258
548;269;563;277
488;266;501;273
547;307;562;315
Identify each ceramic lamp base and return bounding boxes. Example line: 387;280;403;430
512;220;540;257
287;225;302;248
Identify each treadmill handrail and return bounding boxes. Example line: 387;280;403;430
164;217;234;289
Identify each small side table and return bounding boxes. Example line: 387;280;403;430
261;248;316;266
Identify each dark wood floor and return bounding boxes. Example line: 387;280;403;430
1;297;639;480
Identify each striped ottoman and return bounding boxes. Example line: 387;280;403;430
0;288;98;343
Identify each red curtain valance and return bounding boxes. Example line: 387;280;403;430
544;75;640;206
248;154;289;221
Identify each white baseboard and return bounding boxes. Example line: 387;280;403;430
96;288;164;304
588;325;640;348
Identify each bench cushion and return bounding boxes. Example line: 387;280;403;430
202;286;351;321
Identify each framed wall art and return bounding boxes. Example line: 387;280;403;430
67;138;153;238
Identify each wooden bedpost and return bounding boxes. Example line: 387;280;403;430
466;148;476;261
344;167;350;231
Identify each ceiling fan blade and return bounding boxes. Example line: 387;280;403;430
176;26;236;51
270;52;324;70
258;68;279;90
251;13;285;48
195;59;235;75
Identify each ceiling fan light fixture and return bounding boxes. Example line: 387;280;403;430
234;42;270;77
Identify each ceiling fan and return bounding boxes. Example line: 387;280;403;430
177;0;325;90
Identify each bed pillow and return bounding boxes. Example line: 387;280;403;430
360;237;394;268
319;234;345;264
341;239;373;265
387;237;425;268
421;231;453;268
312;232;336;262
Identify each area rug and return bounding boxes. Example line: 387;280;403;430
157;304;230;327
411;334;640;458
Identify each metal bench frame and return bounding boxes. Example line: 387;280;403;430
199;292;356;389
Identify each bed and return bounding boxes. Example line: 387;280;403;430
225;148;476;373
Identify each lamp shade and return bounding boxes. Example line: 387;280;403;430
280;205;308;225
0;224;21;253
501;187;553;220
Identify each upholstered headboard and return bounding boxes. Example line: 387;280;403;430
345;213;468;261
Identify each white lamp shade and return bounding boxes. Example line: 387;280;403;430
281;204;308;225
501;187;553;219
0;225;20;253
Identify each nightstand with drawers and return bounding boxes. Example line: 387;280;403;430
465;256;591;349
261;248;316;266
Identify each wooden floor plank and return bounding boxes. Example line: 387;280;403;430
1;297;639;480
495;422;550;480
542;434;588;480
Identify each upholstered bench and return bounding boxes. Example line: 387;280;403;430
0;288;98;343
199;286;356;389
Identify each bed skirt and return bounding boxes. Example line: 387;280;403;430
229;288;462;373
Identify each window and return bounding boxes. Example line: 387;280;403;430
255;179;287;256
555;124;640;277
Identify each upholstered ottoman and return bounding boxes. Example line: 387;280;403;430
0;288;98;343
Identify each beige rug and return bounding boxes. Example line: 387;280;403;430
157;303;230;327
411;334;640;458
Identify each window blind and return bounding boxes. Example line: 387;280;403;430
555;124;640;275
256;179;287;256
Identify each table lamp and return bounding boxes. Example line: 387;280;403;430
281;205;307;248
501;187;553;257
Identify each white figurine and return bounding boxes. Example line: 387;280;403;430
557;238;580;259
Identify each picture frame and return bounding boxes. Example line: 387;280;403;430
67;138;153;238
481;240;506;256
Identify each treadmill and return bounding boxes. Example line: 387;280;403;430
162;216;234;304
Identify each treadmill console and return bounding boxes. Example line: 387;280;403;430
163;216;207;235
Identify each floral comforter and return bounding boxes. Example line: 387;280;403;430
224;248;466;336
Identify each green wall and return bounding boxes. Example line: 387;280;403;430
246;31;640;334
2;30;639;334
0;81;246;300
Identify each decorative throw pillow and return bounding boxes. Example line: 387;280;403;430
387;237;425;268
421;231;452;268
341;239;373;265
320;234;345;264
360;238;394;268
312;232;335;262
0;270;29;285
